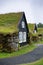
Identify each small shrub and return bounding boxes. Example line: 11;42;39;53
38;34;43;41
32;36;39;42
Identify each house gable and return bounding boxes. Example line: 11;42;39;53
18;12;29;33
34;24;37;33
18;12;29;45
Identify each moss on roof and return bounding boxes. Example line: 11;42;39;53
0;12;22;34
28;23;35;32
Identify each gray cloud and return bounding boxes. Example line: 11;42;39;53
0;0;43;23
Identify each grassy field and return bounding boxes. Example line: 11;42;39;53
21;58;43;65
0;40;43;58
0;44;36;58
38;28;43;34
34;39;43;44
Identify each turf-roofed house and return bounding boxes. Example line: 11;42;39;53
0;12;29;52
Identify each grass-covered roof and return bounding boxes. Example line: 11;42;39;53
28;23;43;34
0;12;22;34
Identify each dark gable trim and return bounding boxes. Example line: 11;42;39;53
34;24;37;32
18;12;29;33
23;12;29;33
18;12;23;28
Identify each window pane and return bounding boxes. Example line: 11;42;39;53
19;32;26;43
19;32;23;43
22;21;25;28
23;32;26;42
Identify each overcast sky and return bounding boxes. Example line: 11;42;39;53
0;0;43;24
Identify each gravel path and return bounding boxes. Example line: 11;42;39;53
0;45;43;65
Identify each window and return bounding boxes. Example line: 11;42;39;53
19;32;26;43
23;32;26;42
22;21;25;28
19;32;23;43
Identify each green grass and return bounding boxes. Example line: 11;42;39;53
28;23;43;34
0;12;22;33
34;39;43;44
39;39;43;44
0;26;18;34
21;58;43;65
38;28;43;34
28;23;34;32
0;44;36;58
